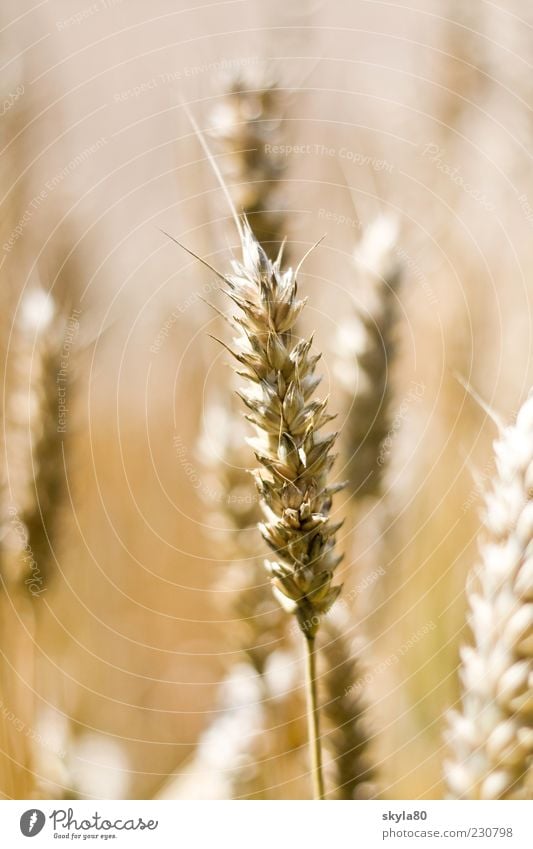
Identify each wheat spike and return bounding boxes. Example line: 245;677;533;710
320;611;375;798
209;68;286;258
322;215;401;797
2;288;73;595
335;215;401;498
445;393;533;799
0;287;76;799
224;223;344;637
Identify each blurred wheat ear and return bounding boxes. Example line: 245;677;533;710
209;67;287;259
445;392;533;799
335;215;402;499
0;286;76;798
320;611;375;798
319;213;404;798
4;288;76;593
183;406;290;799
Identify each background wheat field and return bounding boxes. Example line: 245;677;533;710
1;0;533;802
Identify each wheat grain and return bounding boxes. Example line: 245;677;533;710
445;392;533;799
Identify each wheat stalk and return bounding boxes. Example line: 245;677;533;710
445;392;533;799
205;75;297;792
335;215;401;498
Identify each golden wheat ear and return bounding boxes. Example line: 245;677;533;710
320;610;376;799
3;288;74;594
208;69;288;259
334;215;402;499
445;391;533;799
0;285;78;799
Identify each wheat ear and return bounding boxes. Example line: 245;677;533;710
335;215;401;498
0;288;73;798
219;221;345;798
319;215;401;797
4;289;71;595
445;393;533;799
319;612;375;798
209;69;286;258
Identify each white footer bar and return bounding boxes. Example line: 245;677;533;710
1;800;531;848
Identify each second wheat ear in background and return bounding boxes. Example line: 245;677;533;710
445;392;533;800
218;220;346;799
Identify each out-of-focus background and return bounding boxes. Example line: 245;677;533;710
1;0;533;800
